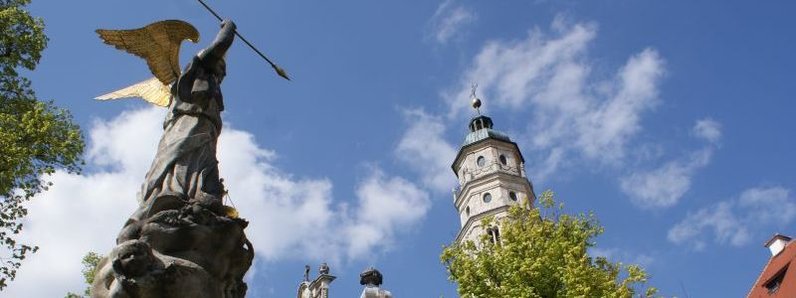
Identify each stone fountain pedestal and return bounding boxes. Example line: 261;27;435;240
91;198;253;298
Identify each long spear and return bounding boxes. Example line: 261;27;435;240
197;0;290;81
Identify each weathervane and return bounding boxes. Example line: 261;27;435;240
470;83;482;115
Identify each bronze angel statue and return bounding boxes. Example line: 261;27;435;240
91;19;264;298
96;19;237;230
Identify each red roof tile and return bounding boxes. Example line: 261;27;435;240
749;240;796;297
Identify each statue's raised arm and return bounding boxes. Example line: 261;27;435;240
177;20;235;108
199;20;236;66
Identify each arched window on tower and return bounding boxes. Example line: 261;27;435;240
487;226;501;245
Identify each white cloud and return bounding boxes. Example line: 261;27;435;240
5;107;429;297
620;148;712;209
428;0;476;44
446;18;597;117
395;109;457;192
86;107;162;174
436;17;665;181
576;48;664;162
692;118;722;144
668;186;795;250
217;128;341;261
738;187;796;227
345;168;431;259
620;119;721;209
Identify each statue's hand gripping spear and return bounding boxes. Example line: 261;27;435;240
197;0;290;81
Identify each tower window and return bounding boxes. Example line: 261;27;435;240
509;191;518;201
465;206;470;216
499;154;507;165
487;227;501;245
482;192;492;203
477;156;485;167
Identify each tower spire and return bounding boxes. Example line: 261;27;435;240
466;84;493;133
470;83;482;115
451;83;535;245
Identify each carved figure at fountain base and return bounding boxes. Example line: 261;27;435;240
92;199;253;298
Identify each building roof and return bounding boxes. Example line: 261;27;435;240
748;237;796;297
463;127;511;146
461;115;511;145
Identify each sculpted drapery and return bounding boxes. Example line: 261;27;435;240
131;20;235;222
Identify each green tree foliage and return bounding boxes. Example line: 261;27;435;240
65;252;102;298
441;190;657;298
0;0;84;290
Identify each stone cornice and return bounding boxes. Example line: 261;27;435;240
454;172;533;211
451;138;525;176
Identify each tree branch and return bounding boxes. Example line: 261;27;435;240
0;86;23;98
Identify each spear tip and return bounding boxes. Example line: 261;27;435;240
275;66;291;81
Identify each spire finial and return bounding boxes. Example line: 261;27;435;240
470;83;482;115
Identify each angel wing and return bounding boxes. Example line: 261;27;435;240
96;20;199;86
95;77;172;107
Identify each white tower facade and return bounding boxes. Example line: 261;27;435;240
452;111;535;245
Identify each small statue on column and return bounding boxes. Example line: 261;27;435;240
360;267;393;298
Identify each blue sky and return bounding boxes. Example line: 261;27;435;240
6;1;796;297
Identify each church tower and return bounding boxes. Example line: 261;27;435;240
451;89;536;245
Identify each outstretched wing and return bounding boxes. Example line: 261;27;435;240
95;77;172;107
96;20;199;86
